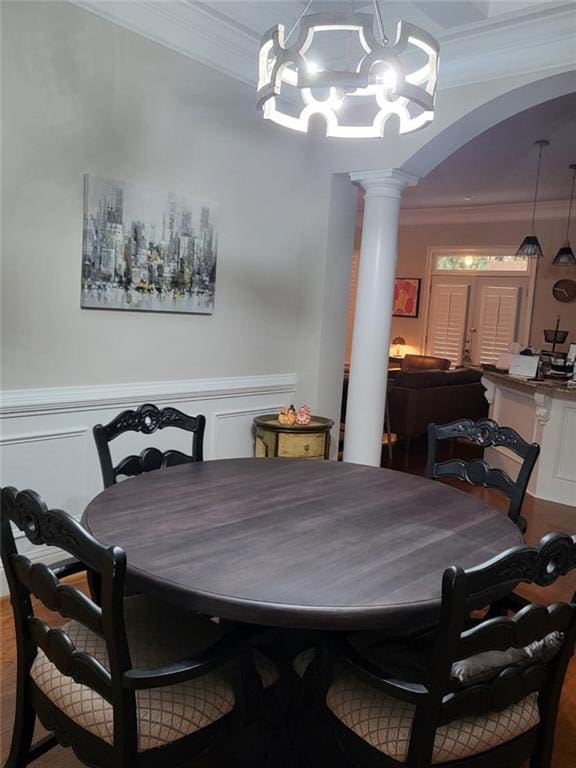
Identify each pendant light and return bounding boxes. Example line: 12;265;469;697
553;163;576;266
257;0;439;138
517;139;549;258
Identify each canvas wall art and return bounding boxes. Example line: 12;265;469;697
81;175;217;314
393;278;420;318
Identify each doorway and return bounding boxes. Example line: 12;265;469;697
422;247;536;367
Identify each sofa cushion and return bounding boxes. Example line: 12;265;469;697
401;355;451;371
393;371;446;389
393;369;483;389
443;368;483;385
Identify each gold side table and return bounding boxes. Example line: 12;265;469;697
253;414;334;459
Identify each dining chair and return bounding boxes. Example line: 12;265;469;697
314;531;576;768
93;403;205;488
426;417;540;533
1;486;264;768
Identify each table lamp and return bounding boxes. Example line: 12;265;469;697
392;336;406;357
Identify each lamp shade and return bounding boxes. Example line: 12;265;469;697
392;336;406;345
552;243;576;266
516;235;543;258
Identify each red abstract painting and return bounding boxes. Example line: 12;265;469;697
393;278;420;318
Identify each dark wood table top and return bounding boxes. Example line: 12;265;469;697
84;458;523;630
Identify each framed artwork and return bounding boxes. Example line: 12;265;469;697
393;278;421;318
81;174;217;314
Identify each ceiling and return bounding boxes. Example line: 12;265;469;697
76;0;576;89
402;92;576;208
75;1;576;207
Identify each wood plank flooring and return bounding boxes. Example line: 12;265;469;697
1;474;574;767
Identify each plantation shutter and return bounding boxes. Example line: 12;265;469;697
476;285;520;365
426;283;470;366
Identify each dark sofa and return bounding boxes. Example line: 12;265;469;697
388;367;488;461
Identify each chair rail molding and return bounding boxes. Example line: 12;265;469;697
0;373;297;418
0;373;297;596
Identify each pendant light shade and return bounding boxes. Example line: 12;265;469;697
517;235;544;258
553;244;576;265
517;139;548;258
552;163;576;266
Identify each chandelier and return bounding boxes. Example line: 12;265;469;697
256;1;439;139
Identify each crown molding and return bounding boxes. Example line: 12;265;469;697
400;198;569;225
72;0;259;86
72;1;576;91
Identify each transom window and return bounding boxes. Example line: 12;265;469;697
435;254;528;272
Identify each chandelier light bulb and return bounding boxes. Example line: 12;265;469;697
307;61;323;74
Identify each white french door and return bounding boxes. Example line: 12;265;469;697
426;281;471;366
426;274;529;367
471;283;521;365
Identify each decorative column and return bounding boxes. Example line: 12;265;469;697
343;169;418;466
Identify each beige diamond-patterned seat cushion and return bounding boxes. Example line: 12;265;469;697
327;673;540;764
30;596;235;752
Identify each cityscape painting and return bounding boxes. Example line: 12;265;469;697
81;175;217;314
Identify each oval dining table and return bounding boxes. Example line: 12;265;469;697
83;458;524;633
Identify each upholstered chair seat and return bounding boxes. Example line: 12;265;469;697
30;595;236;751
326;673;540;764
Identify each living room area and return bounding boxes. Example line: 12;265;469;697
340;92;576;484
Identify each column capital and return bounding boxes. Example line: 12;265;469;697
349;168;419;198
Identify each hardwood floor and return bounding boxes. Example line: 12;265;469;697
1;458;574;767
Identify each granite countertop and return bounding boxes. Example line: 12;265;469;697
476;367;576;397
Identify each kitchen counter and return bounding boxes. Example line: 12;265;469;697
479;370;576;507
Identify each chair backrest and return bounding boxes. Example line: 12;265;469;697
93;403;206;488
401;354;451;371
0;487;137;757
407;532;576;765
426;417;540;532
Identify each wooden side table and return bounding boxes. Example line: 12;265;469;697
253;414;334;459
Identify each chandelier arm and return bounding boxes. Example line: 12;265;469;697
285;0;314;45
372;0;389;44
565;166;576;241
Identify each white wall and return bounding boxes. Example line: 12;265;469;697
0;0;325;391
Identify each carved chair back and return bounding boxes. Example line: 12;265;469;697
426;418;540;532
93;403;206;488
0;486;137;761
423;533;576;766
328;532;576;768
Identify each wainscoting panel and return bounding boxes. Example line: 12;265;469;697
0;374;296;593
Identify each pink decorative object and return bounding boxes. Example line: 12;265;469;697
295;404;312;425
